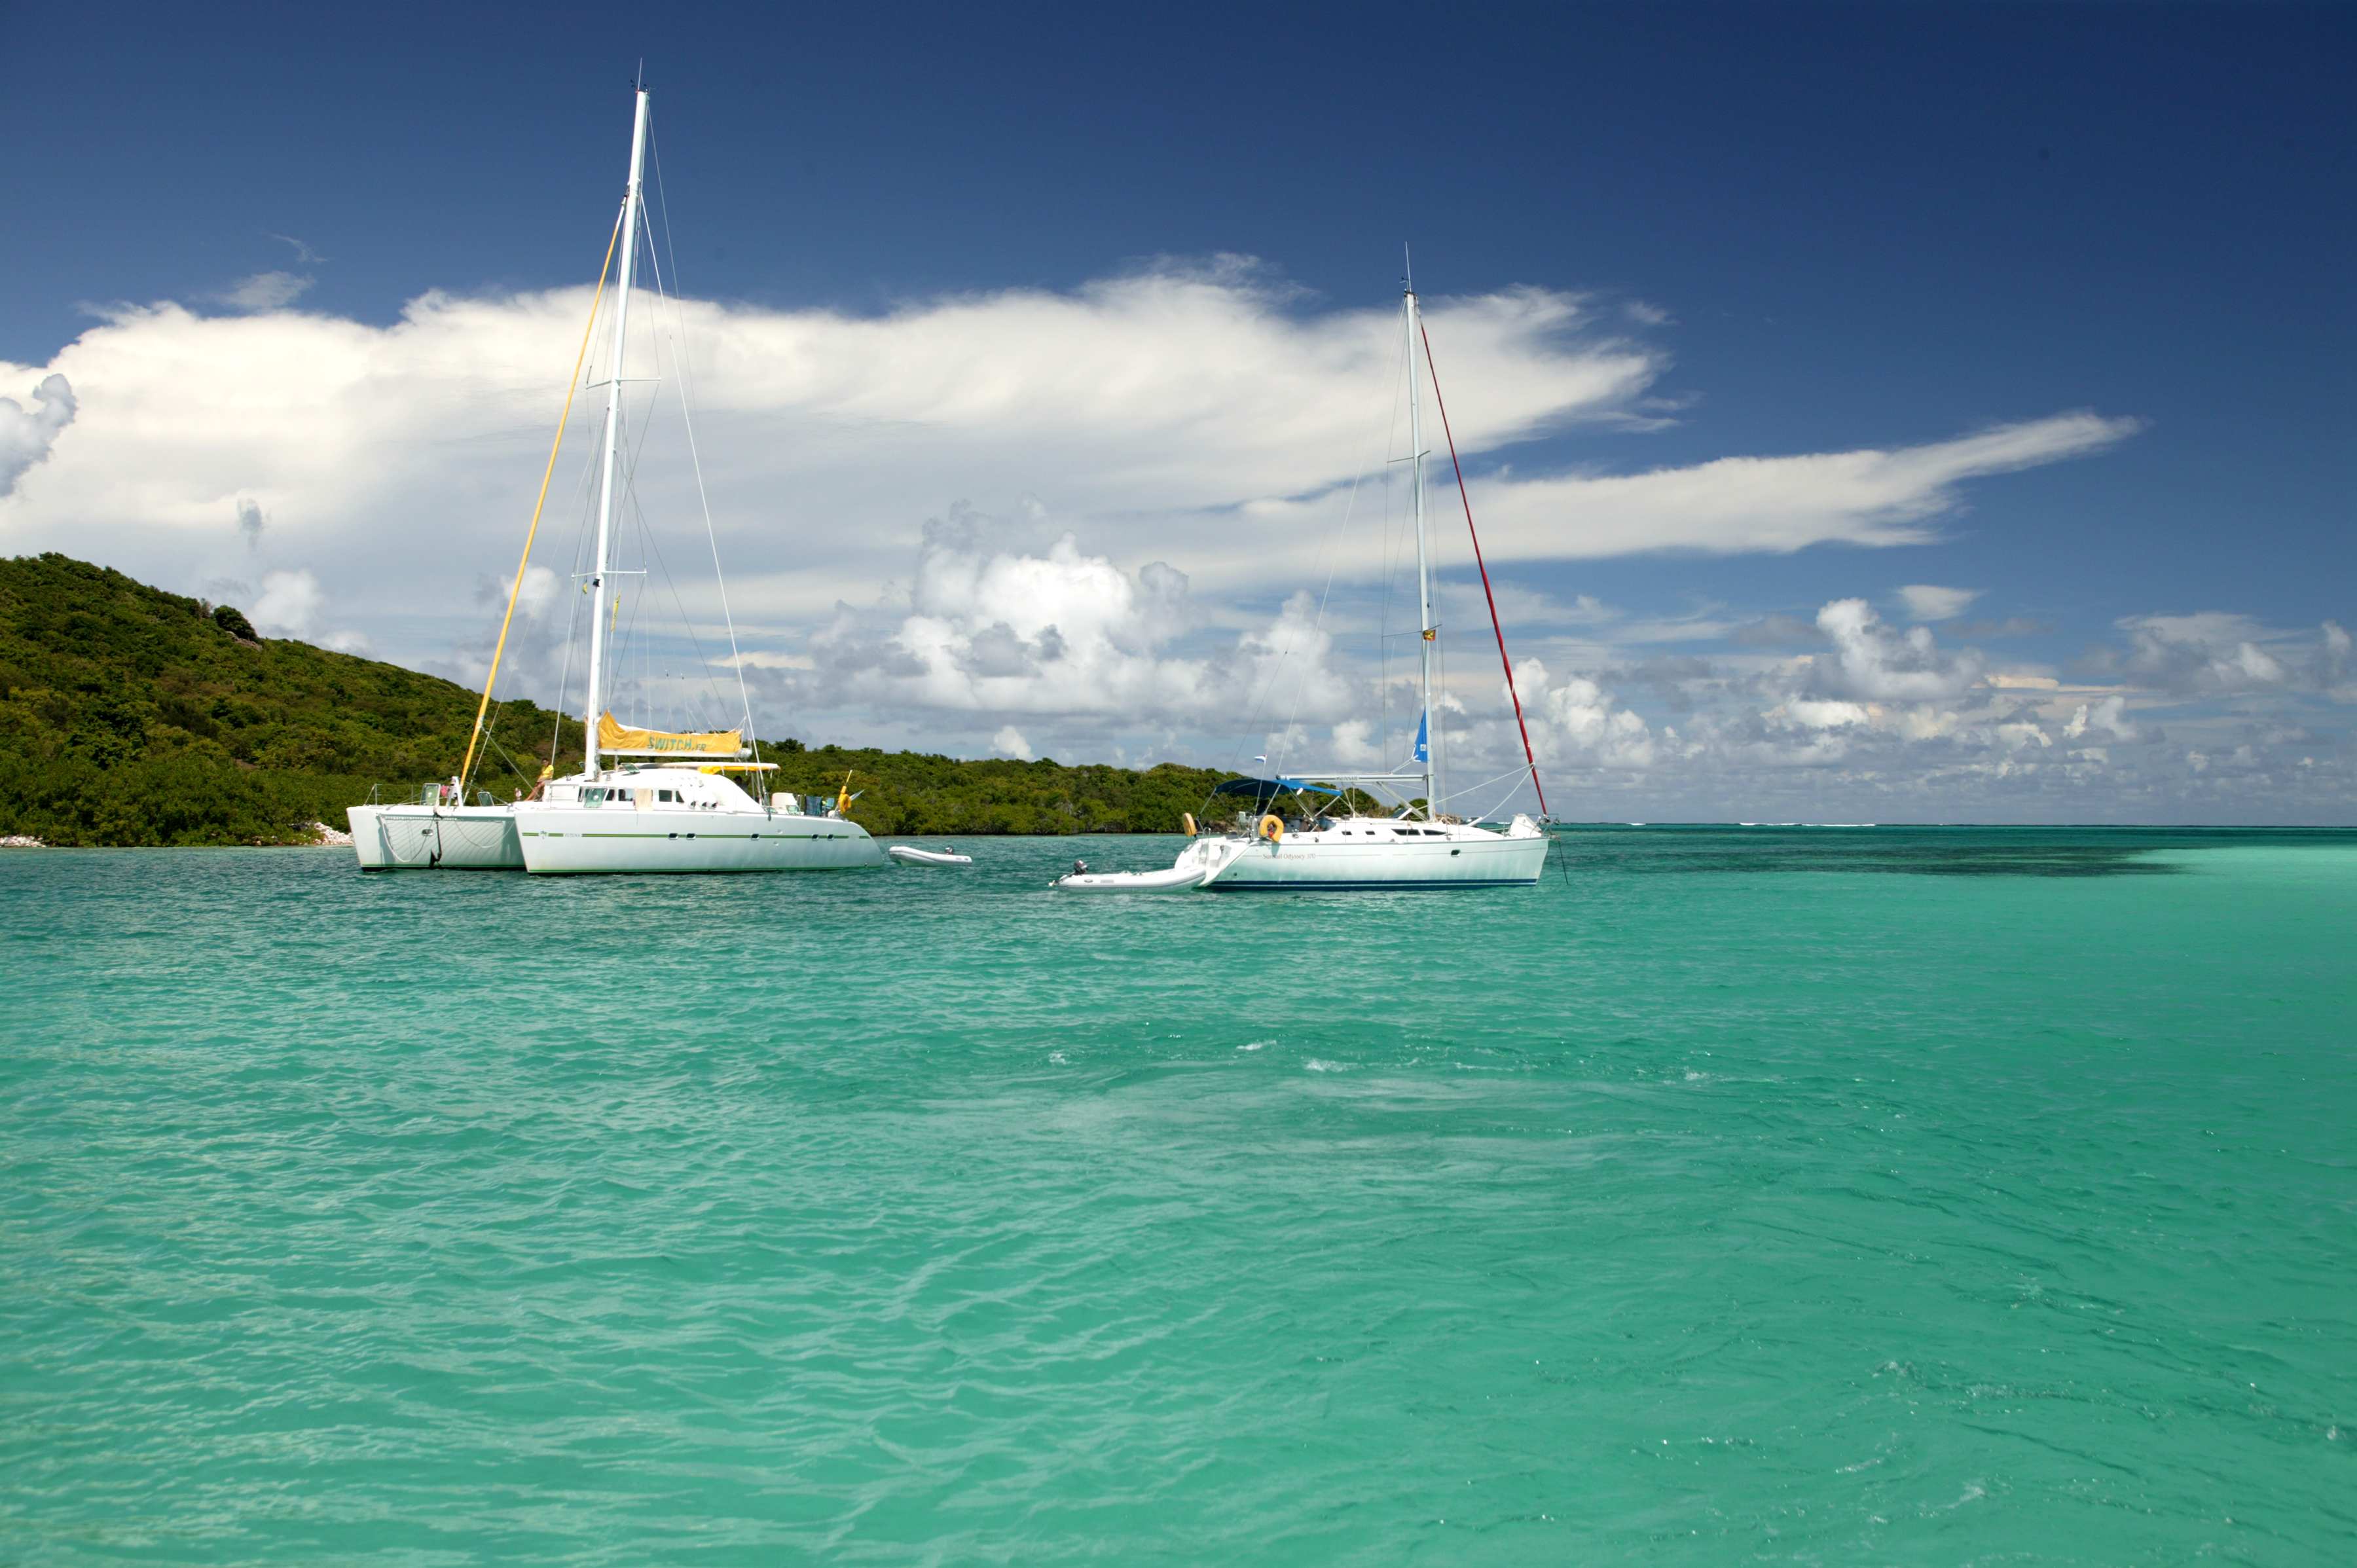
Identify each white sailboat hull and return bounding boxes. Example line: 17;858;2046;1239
348;805;524;870
512;803;881;874
1057;815;1550;893
1201;820;1548;890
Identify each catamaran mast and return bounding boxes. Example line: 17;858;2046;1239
583;87;649;778
1406;281;1436;820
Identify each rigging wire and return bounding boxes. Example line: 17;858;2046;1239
596;275;732;737
549;376;608;769
621;455;732;732
543;155;745;773
1418;311;1550;819
648;122;761;761
458;204;623;794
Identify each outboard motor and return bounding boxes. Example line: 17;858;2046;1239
1071;859;1089;876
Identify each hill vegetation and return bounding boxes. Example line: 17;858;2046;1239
0;553;1248;846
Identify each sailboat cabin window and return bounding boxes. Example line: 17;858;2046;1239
658;790;680;803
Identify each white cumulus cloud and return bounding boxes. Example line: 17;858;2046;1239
1814;598;1986;702
0;264;2135;682
2111;612;2353;697
2063;695;2141;742
252;568;325;637
246;566;370;655
0;374;76;497
1503;657;1656;769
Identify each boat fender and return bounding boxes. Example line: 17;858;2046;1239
1181;812;1197;837
1258;814;1283;844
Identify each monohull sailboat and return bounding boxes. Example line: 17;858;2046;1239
352;82;879;875
1057;276;1552;892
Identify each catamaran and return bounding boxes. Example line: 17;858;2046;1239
352;82;880;875
1057;274;1552;892
348;786;524;869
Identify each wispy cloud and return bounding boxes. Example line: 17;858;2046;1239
1950;615;2051;640
212;271;313;312
1452;413;2139;566
1730;613;1825;648
1897;583;1980;621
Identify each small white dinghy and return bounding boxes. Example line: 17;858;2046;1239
1051;862;1207;893
887;845;973;866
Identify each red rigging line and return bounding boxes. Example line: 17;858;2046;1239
1417;314;1550;819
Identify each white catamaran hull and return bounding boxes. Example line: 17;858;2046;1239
512;805;881;874
348;805;524;870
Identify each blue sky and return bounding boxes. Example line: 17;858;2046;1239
3;3;2351;820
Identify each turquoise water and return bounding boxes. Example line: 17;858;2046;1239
3;828;2352;1565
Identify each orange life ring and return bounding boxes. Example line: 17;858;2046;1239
1258;814;1284;843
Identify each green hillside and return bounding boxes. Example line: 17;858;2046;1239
0;552;1235;845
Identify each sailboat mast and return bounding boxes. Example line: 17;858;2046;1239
583;87;649;778
1406;284;1435;819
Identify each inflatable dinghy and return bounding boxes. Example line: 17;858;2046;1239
1052;864;1207;893
887;845;973;866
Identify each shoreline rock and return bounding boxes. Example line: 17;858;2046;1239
1;835;47;848
309;822;354;847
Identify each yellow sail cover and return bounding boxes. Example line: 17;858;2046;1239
596;713;744;757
